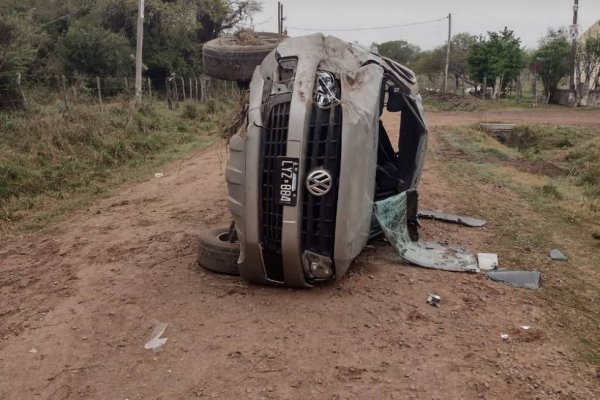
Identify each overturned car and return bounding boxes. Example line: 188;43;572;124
199;34;428;287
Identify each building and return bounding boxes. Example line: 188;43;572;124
578;19;600;91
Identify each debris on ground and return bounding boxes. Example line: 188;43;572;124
374;191;479;272
154;173;164;178
144;322;168;351
550;249;568;261
421;90;484;111
486;271;541;289
426;293;441;307
477;253;499;271
418;210;487;227
501;333;510;340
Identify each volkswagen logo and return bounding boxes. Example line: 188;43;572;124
306;169;333;197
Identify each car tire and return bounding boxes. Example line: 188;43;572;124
197;226;240;276
202;32;284;83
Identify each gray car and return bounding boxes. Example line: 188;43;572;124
224;34;427;287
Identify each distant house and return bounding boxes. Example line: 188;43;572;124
578;19;600;91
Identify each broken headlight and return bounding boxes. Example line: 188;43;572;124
302;250;334;280
314;71;340;109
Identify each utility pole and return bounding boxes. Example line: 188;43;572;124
443;13;452;93
135;0;145;105
277;2;281;34
277;2;285;34
569;0;579;94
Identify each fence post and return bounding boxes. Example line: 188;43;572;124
96;76;103;105
124;77;129;93
201;76;208;103
173;77;179;104
180;77;186;101
147;77;152;98
15;73;28;111
195;77;199;102
61;75;70;113
189;78;193;102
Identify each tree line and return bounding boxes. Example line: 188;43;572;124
378;27;600;103
0;0;260;108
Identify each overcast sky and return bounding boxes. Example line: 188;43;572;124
251;0;600;50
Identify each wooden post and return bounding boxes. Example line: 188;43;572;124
134;0;145;105
180;77;186;101
173;77;179;103
15;73;28;110
482;76;487;100
96;76;102;105
61;75;70;113
147;77;152;97
200;77;206;103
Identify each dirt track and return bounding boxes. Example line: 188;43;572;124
1;108;599;399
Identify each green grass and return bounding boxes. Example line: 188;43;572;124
435;124;600;366
0;96;236;234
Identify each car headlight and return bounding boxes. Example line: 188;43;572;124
302;250;334;280
314;71;340;109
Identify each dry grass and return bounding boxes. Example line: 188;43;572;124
434;123;600;366
0;96;235;234
233;29;261;46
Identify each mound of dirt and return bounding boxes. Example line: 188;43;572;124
422;90;484;111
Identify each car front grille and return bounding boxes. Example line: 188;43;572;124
259;99;290;282
301;104;343;258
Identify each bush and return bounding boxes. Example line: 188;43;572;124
58;21;132;77
0;13;39;108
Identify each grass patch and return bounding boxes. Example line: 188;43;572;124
435;124;600;366
0;97;236;234
536;183;563;199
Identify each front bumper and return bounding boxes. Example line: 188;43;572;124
226;35;411;287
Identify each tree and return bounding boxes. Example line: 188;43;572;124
0;12;40;108
533;30;571;102
576;33;600;93
58;20;132;77
468;28;526;99
448;33;478;88
412;48;445;83
378;40;420;66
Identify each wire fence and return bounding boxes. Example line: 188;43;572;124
0;73;241;110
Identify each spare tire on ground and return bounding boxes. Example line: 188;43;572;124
203;31;284;84
197;226;240;275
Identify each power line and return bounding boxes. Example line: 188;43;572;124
287;16;448;32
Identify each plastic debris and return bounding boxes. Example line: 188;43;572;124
418;210;487;227
144;322;168;351
550;249;568;261
477;253;498;271
426;293;441;307
154;172;164;178
374;192;479;273
28;348;38;354
520;326;531;330
501;333;510;340
486;271;541;289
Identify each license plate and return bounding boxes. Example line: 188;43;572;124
276;157;299;206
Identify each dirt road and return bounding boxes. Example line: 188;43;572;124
1;108;599;399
